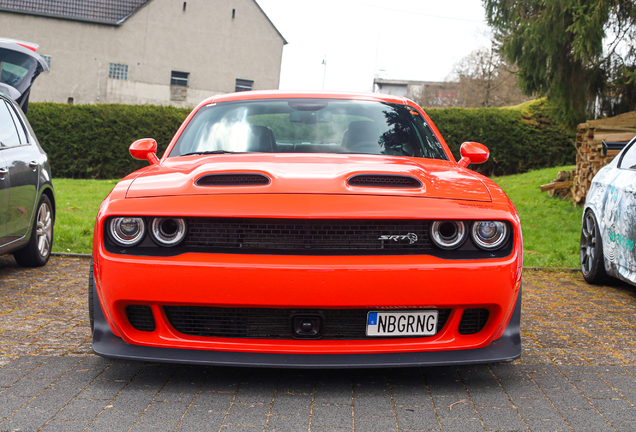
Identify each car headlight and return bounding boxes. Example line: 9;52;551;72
471;221;508;250
109;217;145;246
430;221;467;249
150;217;187;247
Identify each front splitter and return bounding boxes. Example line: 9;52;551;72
92;285;522;369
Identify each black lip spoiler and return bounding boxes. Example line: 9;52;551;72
91;284;522;369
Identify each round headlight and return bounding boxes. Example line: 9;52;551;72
150;218;187;247
109;217;145;246
430;221;467;249
471;221;508;249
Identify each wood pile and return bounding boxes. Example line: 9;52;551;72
570;111;636;204
539;170;572;199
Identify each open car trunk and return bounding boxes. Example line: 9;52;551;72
0;38;49;113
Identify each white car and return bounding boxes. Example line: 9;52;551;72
581;136;636;286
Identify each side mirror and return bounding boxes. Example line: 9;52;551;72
457;142;489;168
130;138;160;165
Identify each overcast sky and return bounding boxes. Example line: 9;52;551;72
256;0;492;92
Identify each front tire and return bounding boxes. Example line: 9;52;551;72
13;194;54;267
580;210;611;284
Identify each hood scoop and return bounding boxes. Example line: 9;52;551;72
348;174;422;188
196;173;271;186
127;155;492;202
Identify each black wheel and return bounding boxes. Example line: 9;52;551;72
13;194;54;267
580;210;611;284
88;261;95;335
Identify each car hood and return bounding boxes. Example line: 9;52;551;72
125;154;492;202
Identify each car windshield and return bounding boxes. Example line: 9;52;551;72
0;48;35;89
169;99;448;160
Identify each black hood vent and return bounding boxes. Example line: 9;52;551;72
348;174;422;188
196;173;271;186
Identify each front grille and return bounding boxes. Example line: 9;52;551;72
458;308;489;334
184;218;431;253
164;307;451;340
196;173;270;186
348;175;422;188
125;305;156;332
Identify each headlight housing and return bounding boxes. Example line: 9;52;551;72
430;221;467;250
108;217;145;246
471;221;508;250
150;217;187;247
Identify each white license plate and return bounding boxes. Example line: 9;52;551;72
366;311;438;336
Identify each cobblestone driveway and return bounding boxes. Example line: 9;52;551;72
1;255;636;431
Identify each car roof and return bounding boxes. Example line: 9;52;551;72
0;93;14;105
203;90;412;106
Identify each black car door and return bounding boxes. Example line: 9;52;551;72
0;99;39;243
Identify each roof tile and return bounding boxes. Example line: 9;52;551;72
0;0;151;25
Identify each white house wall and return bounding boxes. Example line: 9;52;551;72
0;0;285;106
105;79;216;106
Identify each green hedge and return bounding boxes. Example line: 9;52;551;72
27;99;574;179
27;103;189;179
426;100;576;176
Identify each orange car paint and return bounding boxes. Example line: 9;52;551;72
93;90;523;358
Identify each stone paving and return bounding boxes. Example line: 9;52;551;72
1;255;636;431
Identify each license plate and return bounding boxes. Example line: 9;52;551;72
366;311;438;336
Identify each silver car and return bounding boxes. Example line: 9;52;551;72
0;37;49;113
0;93;55;266
581;136;636;286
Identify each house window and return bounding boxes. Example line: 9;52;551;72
235;79;253;92
41;55;51;70
108;63;128;80
171;71;189;87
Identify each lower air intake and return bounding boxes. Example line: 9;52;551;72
125;305;156;332
164;306;451;340
458;308;489;335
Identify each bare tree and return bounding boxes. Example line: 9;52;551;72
448;47;531;108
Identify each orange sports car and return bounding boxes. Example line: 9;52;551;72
90;91;523;367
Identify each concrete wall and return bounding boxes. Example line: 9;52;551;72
0;0;285;106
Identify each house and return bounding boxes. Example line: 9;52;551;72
373;78;459;108
0;0;286;106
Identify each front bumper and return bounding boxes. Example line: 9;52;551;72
92;283;521;368
93;250;521;354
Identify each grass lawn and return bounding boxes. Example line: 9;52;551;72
50;166;584;268
493;165;582;268
52;179;116;254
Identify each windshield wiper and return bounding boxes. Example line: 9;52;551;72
180;150;240;156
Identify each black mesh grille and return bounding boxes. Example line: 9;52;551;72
458;308;489;335
163;307;451;340
196;174;270;186
184;218;431;252
348;175;422;188
125;305;156;332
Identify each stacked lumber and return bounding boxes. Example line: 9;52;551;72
539;170;572;199
571;111;636;204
